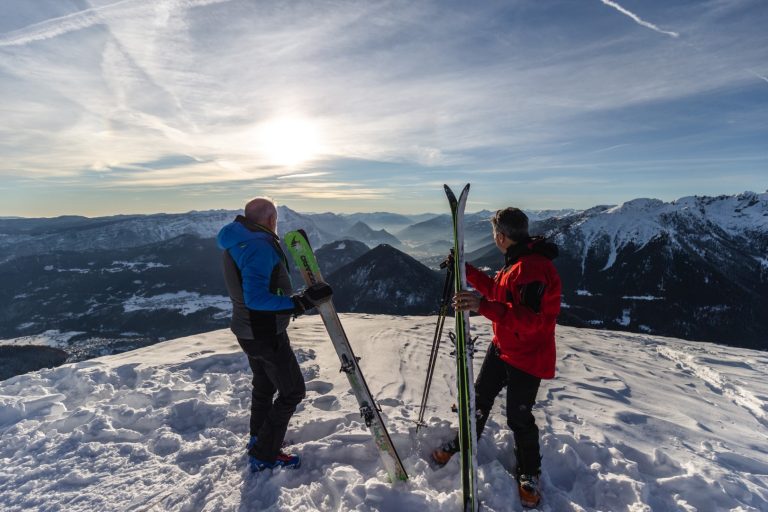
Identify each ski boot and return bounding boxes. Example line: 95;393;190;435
517;473;541;508
431;437;460;465
249;450;301;472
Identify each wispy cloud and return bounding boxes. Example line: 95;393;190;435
276;172;330;180
599;0;680;38
591;144;632;154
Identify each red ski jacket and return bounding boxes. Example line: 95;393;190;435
467;237;561;379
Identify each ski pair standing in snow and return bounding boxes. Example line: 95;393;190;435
284;229;409;483
217;197;332;472
432;207;562;508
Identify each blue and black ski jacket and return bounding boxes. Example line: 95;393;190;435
217;216;296;339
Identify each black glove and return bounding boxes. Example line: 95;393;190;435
440;249;455;270
292;282;333;314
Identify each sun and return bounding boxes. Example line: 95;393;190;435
257;117;322;167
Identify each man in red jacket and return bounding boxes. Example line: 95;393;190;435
432;207;561;508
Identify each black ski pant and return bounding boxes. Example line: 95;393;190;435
237;333;306;463
462;342;542;476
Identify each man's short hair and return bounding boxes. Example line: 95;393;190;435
244;197;277;225
491;207;529;241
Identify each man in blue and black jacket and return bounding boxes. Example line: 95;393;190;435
217;197;331;471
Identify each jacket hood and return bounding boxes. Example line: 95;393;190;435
217;215;277;250
528;235;559;260
504;235;559;266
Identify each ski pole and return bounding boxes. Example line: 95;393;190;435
416;254;455;430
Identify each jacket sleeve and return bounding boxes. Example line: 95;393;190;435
476;262;560;336
239;241;297;312
466;263;494;297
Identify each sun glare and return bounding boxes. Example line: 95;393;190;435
257;117;322;167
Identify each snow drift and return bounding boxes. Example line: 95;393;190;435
1;315;766;511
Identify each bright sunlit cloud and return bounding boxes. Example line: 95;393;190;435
255;117;324;168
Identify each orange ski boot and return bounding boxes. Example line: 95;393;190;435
431;438;459;465
517;473;541;508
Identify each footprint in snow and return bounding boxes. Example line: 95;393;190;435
311;395;340;411
305;380;333;395
295;348;317;363
186;350;215;358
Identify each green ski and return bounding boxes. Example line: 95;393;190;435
284;229;408;483
445;184;478;511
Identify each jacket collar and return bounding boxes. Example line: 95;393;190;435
504;236;559;267
504;238;533;267
235;215;279;240
233;215;289;270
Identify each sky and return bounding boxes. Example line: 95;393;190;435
0;0;766;217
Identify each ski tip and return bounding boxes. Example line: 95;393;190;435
286;229;312;250
445;183;470;197
297;229;312;249
444;184;457;203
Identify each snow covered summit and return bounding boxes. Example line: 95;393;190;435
570;191;768;266
1;315;766;511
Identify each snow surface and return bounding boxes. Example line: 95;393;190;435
1;314;767;511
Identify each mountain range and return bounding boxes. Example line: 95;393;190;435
1;191;766;379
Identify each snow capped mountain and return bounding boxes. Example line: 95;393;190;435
0;207;337;263
0;210;236;262
537;192;767;349
0;207;418;266
276;206;336;247
524;209;578;222
1;315;766;511
565;192;768;271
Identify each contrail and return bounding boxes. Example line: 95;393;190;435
600;0;679;38
0;0;131;47
0;0;231;47
749;70;768;84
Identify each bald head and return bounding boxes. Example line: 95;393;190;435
244;197;278;231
